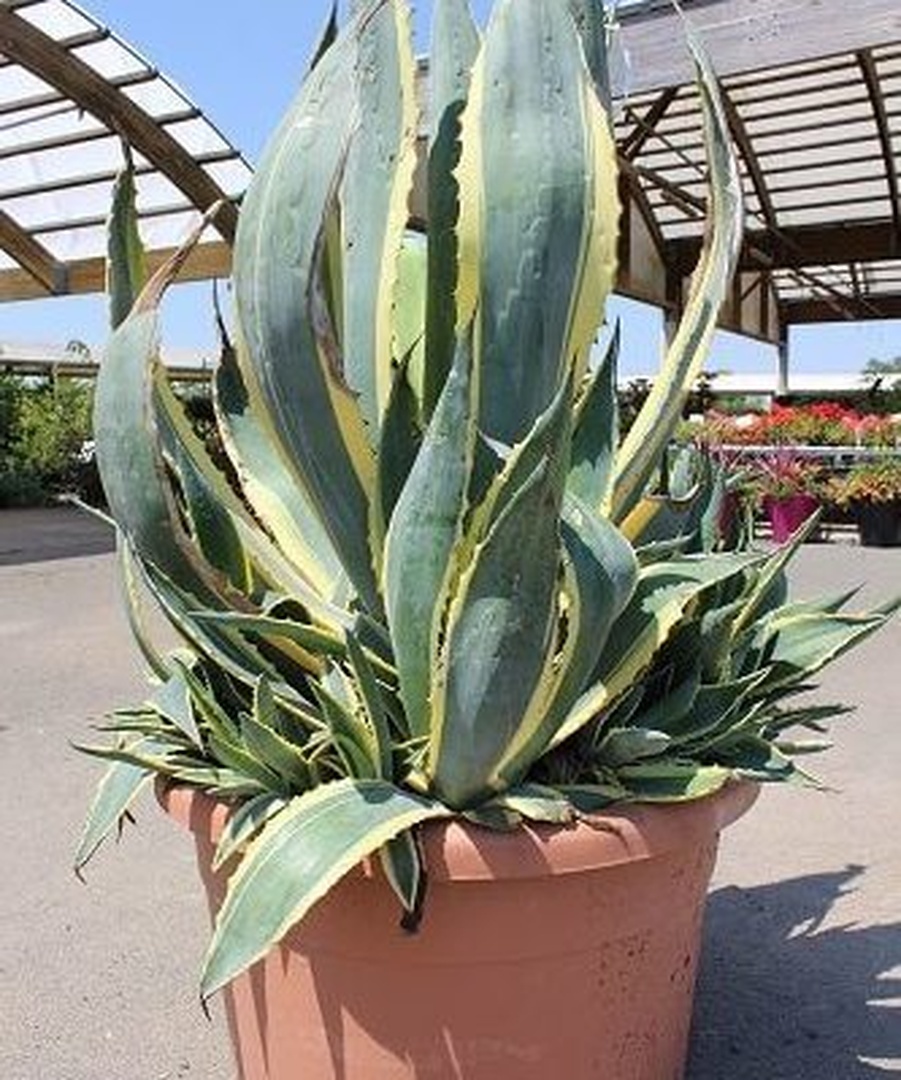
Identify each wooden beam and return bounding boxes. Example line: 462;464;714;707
0;7;238;242
619;0;901;95
0;209;67;294
720;85;779;233
668;220;900;272
633;163;706;217
857;49;901;252
618;162;668;259
782;292;901;322
620;87;680;160
849;262;863;302
0;241;232;302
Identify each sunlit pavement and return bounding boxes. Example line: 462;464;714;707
2;508;898;1079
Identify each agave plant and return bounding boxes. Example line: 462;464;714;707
77;0;894;1002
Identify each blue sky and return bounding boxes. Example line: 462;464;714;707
3;0;899;377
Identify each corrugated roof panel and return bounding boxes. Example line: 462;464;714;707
2;184;111;227
771;179;890;209
133;172;188;210
164;116;229;156
743;102;874;139
2;136;126;188
726;53;859;91
71;38;144;81
739;85;870;121
658;218;703;239
752;120;879;152
779;200;890;227
206;157;251;193
16;0;92;38
38;221;107;260
0;64;50;102
0;103;105;151
766;159;888;191
139;211;218;251
727;66;858;104
121;79;188;116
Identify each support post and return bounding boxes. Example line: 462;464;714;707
664;266;683;346
776;327;790;398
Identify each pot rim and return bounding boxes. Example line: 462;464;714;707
158;777;758;884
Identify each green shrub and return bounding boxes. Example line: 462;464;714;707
0;373;94;506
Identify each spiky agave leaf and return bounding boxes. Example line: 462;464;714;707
340;0;419;440
423;0;481;418
78;0;900;1004
610;20;743;523
200;779;449;1001
426;381;572;807
232;2;386;613
212;339;344;602
383;326;477;739
455;0;619;453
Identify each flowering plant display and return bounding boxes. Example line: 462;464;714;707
745;451;827;503
682;403;900;449
827;458;901;507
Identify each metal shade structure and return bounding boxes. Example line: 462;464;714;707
1;0;900;379
0;0;250;304
614;0;901;351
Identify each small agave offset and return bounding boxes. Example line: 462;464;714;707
77;0;894;1000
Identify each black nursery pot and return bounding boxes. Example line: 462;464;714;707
854;500;901;547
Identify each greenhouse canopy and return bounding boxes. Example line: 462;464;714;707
0;0;250;303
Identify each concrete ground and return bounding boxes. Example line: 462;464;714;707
0;507;898;1079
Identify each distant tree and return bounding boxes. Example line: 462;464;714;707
863;356;901;375
64;339;93;362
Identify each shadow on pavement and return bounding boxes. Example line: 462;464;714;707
689;866;901;1078
0;506;114;566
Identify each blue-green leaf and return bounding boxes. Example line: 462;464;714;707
201;779;448;999
148;668;200;746
74;744;156;873
429;457;564;807
212;341;343;601
378;830;424;918
106;156;147;330
341;0;418;434
213;793;288;872
568;321;620;512
423;0;480;417
457;0;618;447
611;24;743;521
233;4;382;611
383;327;476;737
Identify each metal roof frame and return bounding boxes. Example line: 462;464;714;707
2;0;900;359
0;0;250;302
614;0;901;341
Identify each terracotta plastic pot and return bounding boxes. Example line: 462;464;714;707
763;494;820;543
160;780;759;1080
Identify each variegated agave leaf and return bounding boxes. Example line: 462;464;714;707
610;20;743;524
455;0;619;455
80;0;897;1002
